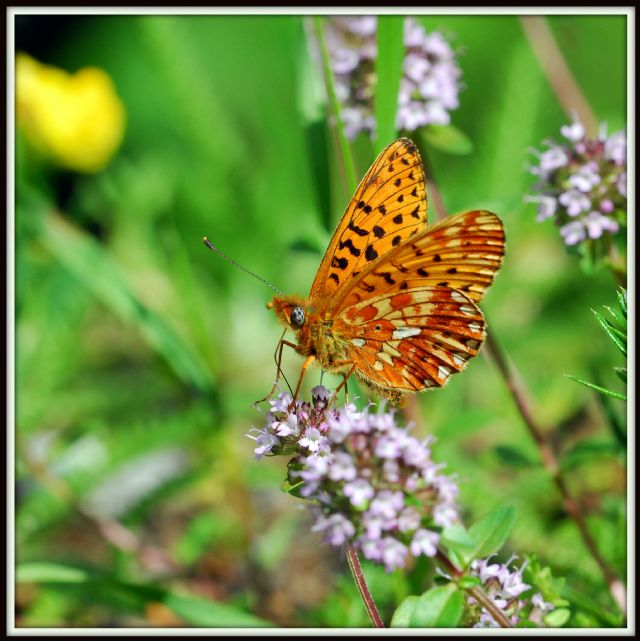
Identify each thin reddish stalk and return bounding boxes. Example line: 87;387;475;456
519;16;599;137
346;544;385;627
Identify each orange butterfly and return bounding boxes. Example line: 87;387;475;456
268;138;505;406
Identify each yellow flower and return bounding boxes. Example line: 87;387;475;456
16;53;126;173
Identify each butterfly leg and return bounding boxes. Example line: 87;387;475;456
254;337;299;406
291;354;316;407
329;360;356;404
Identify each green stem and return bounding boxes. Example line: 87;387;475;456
313;16;357;194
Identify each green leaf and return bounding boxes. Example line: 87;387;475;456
164;593;270;627
564;375;626;401
616;288;627;318
457;575;481;589
390;595;419;627
462;506;517;566
544;608;571;627
494;445;538;468
421;124;474;155
375;16;405;150
614;367;627;383
440;523;476;568
592;309;626;356
17;562;91;584
409;584;464;628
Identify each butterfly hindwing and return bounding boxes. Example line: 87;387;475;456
340;286;486;397
310;138;427;309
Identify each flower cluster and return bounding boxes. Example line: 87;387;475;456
467;556;556;628
526;116;626;247
248;386;460;572
322;17;462;139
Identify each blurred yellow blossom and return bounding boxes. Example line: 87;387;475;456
16;53;126;173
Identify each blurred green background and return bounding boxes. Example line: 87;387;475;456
14;13;627;628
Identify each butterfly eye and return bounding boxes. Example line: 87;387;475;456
290;306;305;328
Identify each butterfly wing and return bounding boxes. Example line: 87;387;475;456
330;210;505;314
309;138;427;309
338;286;486;398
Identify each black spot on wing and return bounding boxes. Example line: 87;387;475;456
365;245;378;261
340;238;361;257
348;221;369;237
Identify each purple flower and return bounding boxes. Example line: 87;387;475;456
328;451;357;481
583;211;619;239
604;130;626;165
560;221;587;246
269;392;292;413
359;536;382;561
312;513;356;546
558;189;591;216
410;528;440;557
298;427;325;453
538;147;569;173
433;502;459;528
321;17;462;140
273;413;299;437
560;116;585;141
344;478;374;507
527;116;626;250
397;506;421;532
248;428;281;460
568;162;601;192
471;556;502;583
374;434;404;459
600;199;614;214
524;195;557;222
380;536;409;571
369;490;405;520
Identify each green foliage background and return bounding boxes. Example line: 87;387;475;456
14;13;627;628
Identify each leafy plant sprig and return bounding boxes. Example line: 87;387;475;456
566;288;627;401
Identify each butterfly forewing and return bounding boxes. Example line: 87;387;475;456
310;138;427;309
330;210;505;314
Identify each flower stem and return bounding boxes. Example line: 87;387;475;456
346;544;385;628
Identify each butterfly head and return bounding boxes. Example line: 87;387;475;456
267;295;309;331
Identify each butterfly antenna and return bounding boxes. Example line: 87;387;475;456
202;237;285;296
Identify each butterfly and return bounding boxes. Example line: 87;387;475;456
268;138;505;406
